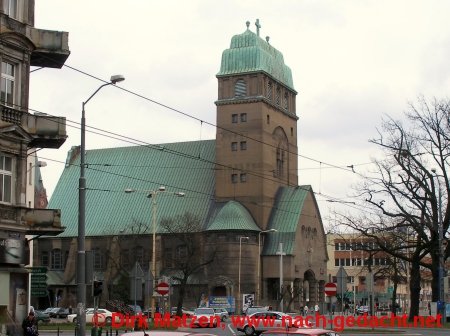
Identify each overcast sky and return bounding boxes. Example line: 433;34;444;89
30;0;450;229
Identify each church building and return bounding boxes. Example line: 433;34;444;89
35;20;328;313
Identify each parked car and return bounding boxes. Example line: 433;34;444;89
213;308;229;321
262;328;341;336
356;305;370;315
237;311;292;336
49;308;69;318
34;310;50;323
244;306;270;316
192;308;218;328
171;307;194;317
67;308;114;324
43;307;55;314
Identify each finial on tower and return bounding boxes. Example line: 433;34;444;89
266;36;270;43
255;19;261;36
246;21;250;29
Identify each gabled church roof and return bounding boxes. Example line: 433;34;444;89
49;140;216;237
263;186;312;255
217;24;295;91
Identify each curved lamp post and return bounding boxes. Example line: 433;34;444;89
77;75;125;336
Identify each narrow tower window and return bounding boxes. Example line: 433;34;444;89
234;79;246;97
267;81;272;100
276;86;281;105
284;92;289;110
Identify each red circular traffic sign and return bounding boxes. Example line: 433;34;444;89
324;282;337;296
156;282;169;295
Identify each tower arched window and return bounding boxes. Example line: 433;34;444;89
267;81;272;100
276;147;285;178
284;92;289;110
276;86;281;105
234;79;246;97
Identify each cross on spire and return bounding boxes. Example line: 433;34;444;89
255;19;261;36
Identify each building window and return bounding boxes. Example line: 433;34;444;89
1;61;15;106
121;249;129;269
267;81;272;100
176;245;187;259
235;79;246;97
267;115;270;124
284;92;289;110
240;173;247;182
50;249;62;270
348;276;354;283
276;148;285;178
3;0;17;19
134;246;145;268
231;174;238;183
231;142;238;151
240;141;247;150
41;251;49;267
275;86;281;105
240;113;247;122
93;248;103;270
291;127;293;136
0;154;13;203
232;114;238;123
334;259;339;267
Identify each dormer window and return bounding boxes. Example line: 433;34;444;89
234;79;246;97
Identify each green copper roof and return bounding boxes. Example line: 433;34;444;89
206;200;260;231
218;28;295;90
263;185;311;255
49;140;216;237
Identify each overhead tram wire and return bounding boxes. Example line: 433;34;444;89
54;61;359;176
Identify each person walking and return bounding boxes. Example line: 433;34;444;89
22;310;38;336
304;305;309;316
314;304;320;315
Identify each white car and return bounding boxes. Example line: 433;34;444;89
67;308;114;324
237;311;293;336
213;308;229;321
192;308;219;328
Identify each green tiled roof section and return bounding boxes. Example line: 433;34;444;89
48;140;216;237
217;29;295;90
206;201;261;231
263;186;311;255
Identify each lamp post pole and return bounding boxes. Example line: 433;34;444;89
77;75;124;336
277;243;286;312
238;236;249;315
125;187;185;318
257;229;277;306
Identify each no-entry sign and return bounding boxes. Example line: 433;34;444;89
156;282;169;295
324;282;337;296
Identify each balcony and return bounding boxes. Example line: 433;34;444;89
1;104;67;149
27;28;70;68
0;204;65;236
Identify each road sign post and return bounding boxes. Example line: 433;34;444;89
156;282;169;296
324;282;337;329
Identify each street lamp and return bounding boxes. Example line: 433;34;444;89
257;229;277;305
77;75;125;336
431;168;445;316
238;236;249;315
125;187;185;318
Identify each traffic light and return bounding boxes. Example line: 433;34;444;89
93;280;103;297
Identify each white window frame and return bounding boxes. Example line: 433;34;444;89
0;154;13;204
1;61;16;107
3;0;18;19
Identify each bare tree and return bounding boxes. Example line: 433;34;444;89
337;97;450;320
160;212;215;316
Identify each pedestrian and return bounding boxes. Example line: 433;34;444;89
22;310;38;336
314;304;319;315
304;305;309;316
